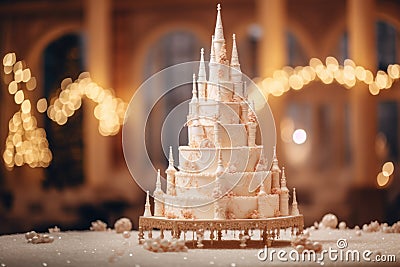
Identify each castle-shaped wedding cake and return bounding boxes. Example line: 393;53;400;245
141;4;301;223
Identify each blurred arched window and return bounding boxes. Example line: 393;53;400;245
43;33;85;189
286;31;308;67
376;20;398;71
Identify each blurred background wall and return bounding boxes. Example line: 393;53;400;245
0;0;399;234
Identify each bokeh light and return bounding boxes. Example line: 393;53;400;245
256;56;400;98
47;74;127;135
377;172;390;187
382;161;394;177
292;129;307;145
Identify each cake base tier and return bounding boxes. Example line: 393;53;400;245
138;215;304;247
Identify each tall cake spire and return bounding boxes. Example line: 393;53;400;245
209;35;217;85
291;188;300;216
198;48;206;82
230;34;240;68
155;169;162;191
271;146;280;171
166;146;177;196
168;146;174;166
281;167;288;189
198;48;207;100
191;73;198;102
280;167;289;216
153;169;165;217
213;4;225;58
143;190;152;217
271;146;281;190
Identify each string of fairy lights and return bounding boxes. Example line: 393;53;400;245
2;53;52;168
46;73;127;136
257;56;400;97
1;52;398;187
2;52;126;169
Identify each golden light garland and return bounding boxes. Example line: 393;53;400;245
2;52;127;169
257;57;400;97
2;53;52;168
47;73;127;136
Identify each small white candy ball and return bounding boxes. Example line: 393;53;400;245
321;213;338;229
122;231;131;238
114;218;132;234
295;245;305;252
339;221;346;230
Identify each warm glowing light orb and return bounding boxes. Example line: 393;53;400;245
36;98;48;113
14;90;24;104
377;172;390;187
292;129;307;145
382;161;394;177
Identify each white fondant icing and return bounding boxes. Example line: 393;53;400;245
148;4;296;222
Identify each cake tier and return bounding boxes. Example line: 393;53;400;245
174;170;271;198
164;194;279;219
189;123;247;148
197;100;240;124
164;194;214;219
179;146;263;172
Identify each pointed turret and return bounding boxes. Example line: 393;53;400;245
198;48;207;100
166;146;177;196
167;146;175;170
198;48;206;81
279;167;289;216
155;169;162;192
153;169;165;217
213;4;225;56
291;188;300;216
230;33;243;98
143;190;152;217
191;73;198;102
192;73;197;101
189;73;199;118
209;35;217;87
271;146;281;190
230;34;240;69
280;167;288;190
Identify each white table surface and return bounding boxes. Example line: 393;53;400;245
0;228;398;267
